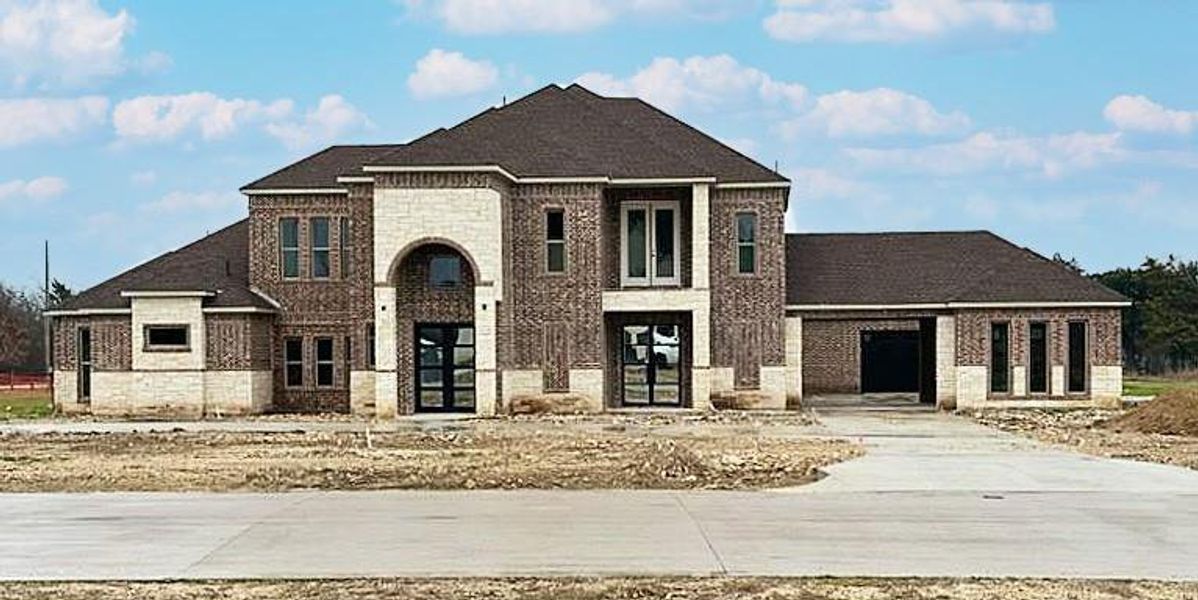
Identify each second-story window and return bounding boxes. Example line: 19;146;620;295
736;212;757;274
621;202;679;286
311;217;330;279
339;217;351;278
546;209;566;273
279;218;299;279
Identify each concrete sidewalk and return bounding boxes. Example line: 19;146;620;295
4;404;1198;581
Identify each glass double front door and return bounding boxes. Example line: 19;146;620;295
621;324;682;407
416;324;475;412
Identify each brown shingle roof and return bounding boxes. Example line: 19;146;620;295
787;231;1128;306
241;144;404;191
369;84;786;183
241;84;786;190
62;220;272;311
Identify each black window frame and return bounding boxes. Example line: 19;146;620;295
735;212;758;275
1067;321;1088;394
315;337;335;387
545;208;567;274
143;324;190;351
989;321;1010;394
366;322;376;368
284;337;304;388
77;326;92;402
344;335;353;386
279;217;300;280
310;217;331;279
1028;321;1050;394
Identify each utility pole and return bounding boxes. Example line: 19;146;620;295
43;240;51;374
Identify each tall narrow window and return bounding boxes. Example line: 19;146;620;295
990;322;1010;393
546;209;566;273
1068;321;1088;393
625;207;648;280
284;338;303;387
1029;322;1049;394
315;337;334;387
367;323;376;368
736;213;757;274
77;327;92;401
344;336;353;385
339;217;351;278
311;217;330;279
654;207;675;279
279;218;299;279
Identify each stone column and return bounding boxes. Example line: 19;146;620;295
785;316;803;407
373;285;397;418
935;315;957;410
474;283;497;417
690;183;713;411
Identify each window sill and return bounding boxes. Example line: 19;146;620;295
143;346;191;353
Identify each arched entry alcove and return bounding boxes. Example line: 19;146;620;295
389;241;478;414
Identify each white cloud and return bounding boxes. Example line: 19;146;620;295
112;92;292;143
405;0;739;34
129;170;156;186
0;175;67;203
576;54;807;112
0;95;107;146
407;49;499;100
264;95;372;150
0;0;166;88
765;0;1055;44
782;87;969;138
140;190;241;214
1104;95;1198;135
846;130;1126;178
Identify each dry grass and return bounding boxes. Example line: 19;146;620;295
6;577;1198;600
0;423;859;492
970;392;1198;470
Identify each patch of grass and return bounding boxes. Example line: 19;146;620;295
1124;377;1198;397
0;390;54;420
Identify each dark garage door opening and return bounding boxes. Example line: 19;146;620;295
860;330;920;394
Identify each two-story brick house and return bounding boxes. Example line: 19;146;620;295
47;84;1130;418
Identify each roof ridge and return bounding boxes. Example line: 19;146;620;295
562;85;710;178
789;230;991;237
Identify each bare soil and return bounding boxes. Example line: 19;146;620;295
0;414;856;492
970;404;1198;470
1108;388;1198;436
6;577;1197;600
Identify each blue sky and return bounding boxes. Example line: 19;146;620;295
2;0;1197;293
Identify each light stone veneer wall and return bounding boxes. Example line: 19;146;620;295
710;367;735;393
955;365;988;409
52;370;88;414
784;316;802;405
758;366;787;409
350;371;376;415
935;316;957;410
1091;365;1123;407
203;371;272;415
1012;366;1028;396
131;297;205;371
372;187;503;418
569;368;604;410
1051;365;1066;397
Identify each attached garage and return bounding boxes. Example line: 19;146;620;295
860;330;919;393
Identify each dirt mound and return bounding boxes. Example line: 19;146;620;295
1106;388;1198;436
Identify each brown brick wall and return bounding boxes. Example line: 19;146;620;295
205;314;273;371
248;188;374;412
801;318;921;394
710;187;787;386
956;308;1122;368
503;183;605;383
53;315;131;371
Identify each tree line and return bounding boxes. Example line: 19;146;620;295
0;281;71;372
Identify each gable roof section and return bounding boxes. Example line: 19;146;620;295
787;231;1128;307
60;219;272;311
241;144;403;191
242;84;787;190
367;84;786;183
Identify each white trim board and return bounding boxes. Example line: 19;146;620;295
361;164;782;188
202;307;278;314
120;290;216;299
789;301;1132;311
242;188;349;196
44;308;132;317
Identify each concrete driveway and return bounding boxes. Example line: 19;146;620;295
3;401;1198;581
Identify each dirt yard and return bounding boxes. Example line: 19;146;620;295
6;577;1197;600
0;414;858;492
970;390;1198;470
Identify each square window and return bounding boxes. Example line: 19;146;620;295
429;255;462;288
